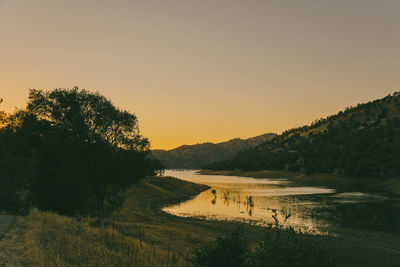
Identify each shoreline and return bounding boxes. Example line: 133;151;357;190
198;169;400;196
1;175;399;266
142;175;400;266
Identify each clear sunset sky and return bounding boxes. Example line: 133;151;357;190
1;0;399;149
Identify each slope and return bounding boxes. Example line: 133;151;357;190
205;92;400;178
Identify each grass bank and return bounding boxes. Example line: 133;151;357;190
1;175;399;266
0;177;253;266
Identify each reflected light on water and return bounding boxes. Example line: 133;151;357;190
162;170;335;234
162;170;400;234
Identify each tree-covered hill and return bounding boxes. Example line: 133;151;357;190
205;93;400;178
152;133;276;169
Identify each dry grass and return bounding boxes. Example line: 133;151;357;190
0;177;214;267
21;209;187;267
1;175;400;266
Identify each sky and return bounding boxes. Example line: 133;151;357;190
1;0;399;149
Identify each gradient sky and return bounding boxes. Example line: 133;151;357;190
1;0;399;149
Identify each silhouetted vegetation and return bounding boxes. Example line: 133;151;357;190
152;133;276;169
192;228;248;267
193;227;334;267
206;93;400;178
2;91;400;266
0;88;161;228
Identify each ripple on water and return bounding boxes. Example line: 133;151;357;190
163;170;400;234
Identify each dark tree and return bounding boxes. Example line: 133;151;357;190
0;101;31;213
24;87;159;228
0;98;7;127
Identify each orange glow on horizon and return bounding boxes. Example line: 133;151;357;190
1;1;399;150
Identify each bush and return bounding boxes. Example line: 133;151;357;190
287;163;300;172
193;228;335;267
247;228;335;267
192;228;248;267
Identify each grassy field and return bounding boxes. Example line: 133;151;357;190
0;175;399;266
0;177;254;266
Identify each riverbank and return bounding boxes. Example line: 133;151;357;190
199;169;400;195
0;177;259;266
1;175;399;266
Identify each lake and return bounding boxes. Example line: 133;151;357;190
162;170;400;234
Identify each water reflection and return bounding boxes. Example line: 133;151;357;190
162;170;400;234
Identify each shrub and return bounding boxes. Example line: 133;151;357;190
192;228;248;267
247;228;335;267
193;228;335;267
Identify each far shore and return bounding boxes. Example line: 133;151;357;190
198;169;400;195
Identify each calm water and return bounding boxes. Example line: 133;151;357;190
162;170;400;234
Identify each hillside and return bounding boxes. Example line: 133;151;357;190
205;93;400;178
152;133;276;169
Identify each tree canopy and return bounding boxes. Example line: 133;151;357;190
0;88;162;228
27;87;149;150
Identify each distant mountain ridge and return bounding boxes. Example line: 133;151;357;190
205;92;400;178
152;133;277;169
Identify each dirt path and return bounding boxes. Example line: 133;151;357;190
0;216;26;267
0;215;15;241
